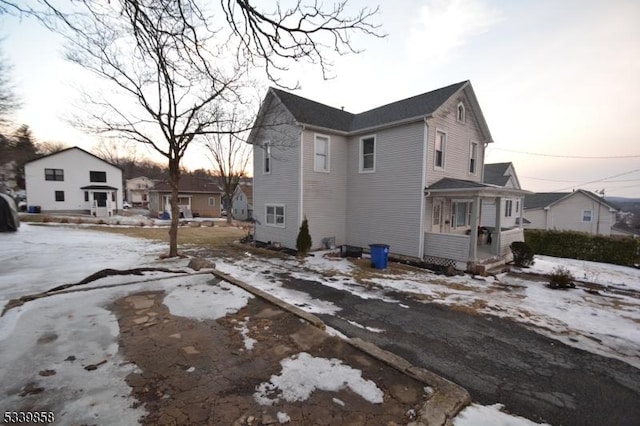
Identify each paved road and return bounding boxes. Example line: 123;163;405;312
278;275;640;426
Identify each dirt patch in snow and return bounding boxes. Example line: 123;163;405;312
109;289;429;425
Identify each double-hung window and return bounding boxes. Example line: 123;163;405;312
469;142;478;174
582;210;593;222
435;131;446;169
457;102;466;123
505;200;513;217
45;168;64;181
266;205;285;227
452;201;471;228
360;136;375;172
314;135;330;172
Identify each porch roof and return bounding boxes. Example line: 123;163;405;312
80;185;118;190
425;178;529;198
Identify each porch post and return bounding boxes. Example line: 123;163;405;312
494;197;503;255
519;197;524;229
468;196;480;261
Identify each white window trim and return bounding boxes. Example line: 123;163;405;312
359;135;376;173
451;199;472;228
314;133;331;173
265;204;286;228
505;199;513;217
469;141;478;175
457;102;466;123
582;210;593;223
208;197;215;206
434;129;447;170
263;142;271;175
432;202;442;226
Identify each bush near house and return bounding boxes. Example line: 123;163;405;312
296;217;312;257
524;229;640;267
510;241;535;267
548;266;576;289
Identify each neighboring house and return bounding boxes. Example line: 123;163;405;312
611;223;639;238
232;183;253;220
148;175;222;218
481;162;524;229
24;147;123;217
523;190;620;235
126;176;156;208
249;81;527;271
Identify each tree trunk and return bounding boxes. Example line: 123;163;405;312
168;157;181;257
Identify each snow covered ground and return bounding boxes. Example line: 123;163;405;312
216;251;640;371
3;224;637;425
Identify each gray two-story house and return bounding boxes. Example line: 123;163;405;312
249;81;527;272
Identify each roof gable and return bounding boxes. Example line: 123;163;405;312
270;81;472;134
25;146;121;170
152;175;222;193
483;162;520;189
524;190;620;211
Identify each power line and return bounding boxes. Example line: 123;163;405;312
551;168;640;192
521;176;640;183
491;148;640;159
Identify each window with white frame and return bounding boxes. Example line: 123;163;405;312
457;102;466;123
516;200;520;213
263;142;271;174
452;201;471;228
314;135;330;172
208;197;215;206
433;203;442;226
266;205;285;227
582;210;593;222
505;200;513;217
360;136;375;172
435;131;446;169
469;142;478;174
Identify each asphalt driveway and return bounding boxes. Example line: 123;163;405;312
275;274;640;426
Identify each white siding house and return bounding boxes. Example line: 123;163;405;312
126;176;155;207
481;162;524;229
523;190;620;235
249;81;527;271
25;147;123;216
232;183;253;220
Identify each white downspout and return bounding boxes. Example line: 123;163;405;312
418;121;429;258
299;127;304;227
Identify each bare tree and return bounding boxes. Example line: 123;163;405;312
37;140;68;155
0;47;20;127
203;111;252;224
9;0;383;257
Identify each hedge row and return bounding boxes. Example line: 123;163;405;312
524;229;640;267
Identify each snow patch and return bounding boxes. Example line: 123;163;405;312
454;403;551;426
254;352;383;405
163;279;252;320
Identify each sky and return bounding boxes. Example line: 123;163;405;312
1;0;640;197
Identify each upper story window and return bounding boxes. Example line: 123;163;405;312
90;171;107;182
435;131;446;169
263;142;271;174
359;135;376;173
314;134;330;172
45;168;64;181
582;210;593;222
469;142;478;174
457;102;466;123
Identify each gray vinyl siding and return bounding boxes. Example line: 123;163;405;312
346;122;425;257
302;130;348;249
252;104;301;249
425;88;487;186
424;232;470;262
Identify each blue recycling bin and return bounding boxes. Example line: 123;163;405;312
369;244;390;269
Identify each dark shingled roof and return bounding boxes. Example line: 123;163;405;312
483;163;512;186
524;193;569;209
152;176;222;193
524;190;621;210
271;81;468;132
427;178;492;190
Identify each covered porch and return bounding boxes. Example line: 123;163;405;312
81;185;118;217
423;178;529;272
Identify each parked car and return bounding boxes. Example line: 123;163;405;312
0;192;20;232
123;201;131;209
